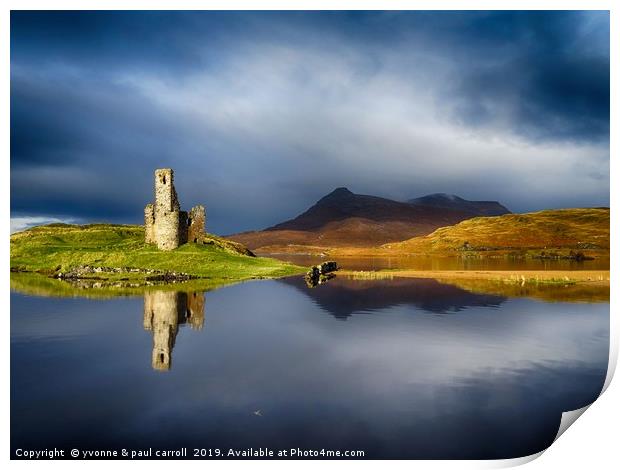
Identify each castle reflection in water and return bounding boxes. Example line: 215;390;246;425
143;291;205;371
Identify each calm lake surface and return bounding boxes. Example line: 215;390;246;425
11;276;609;459
268;254;611;271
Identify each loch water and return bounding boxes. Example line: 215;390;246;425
11;276;609;459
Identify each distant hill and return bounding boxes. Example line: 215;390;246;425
408;193;510;216
228;188;501;252
358;208;610;258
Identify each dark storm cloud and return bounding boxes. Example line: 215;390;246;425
10;11;609;234
437;11;610;142
10;69;199;220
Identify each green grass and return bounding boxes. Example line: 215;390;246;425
10;223;306;282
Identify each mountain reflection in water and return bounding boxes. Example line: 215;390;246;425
281;276;505;319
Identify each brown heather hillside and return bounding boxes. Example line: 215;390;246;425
338;208;609;258
230;217;460;253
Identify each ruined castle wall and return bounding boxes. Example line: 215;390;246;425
188;205;206;243
154;210;181;251
144;204;155;244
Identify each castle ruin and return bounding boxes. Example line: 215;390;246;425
144;168;206;250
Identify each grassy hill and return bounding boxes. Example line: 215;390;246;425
10;223;305;283
334;208;610;259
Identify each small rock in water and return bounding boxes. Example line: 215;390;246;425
305;261;338;287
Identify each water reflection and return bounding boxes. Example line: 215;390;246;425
140;278;509;369
143;291;205;371
282;276;505;319
10;278;609;459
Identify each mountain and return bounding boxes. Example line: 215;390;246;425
267;187;471;231
408;193;511;216
227;188;489;252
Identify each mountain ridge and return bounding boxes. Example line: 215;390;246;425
228;187;511;251
408;193;510;216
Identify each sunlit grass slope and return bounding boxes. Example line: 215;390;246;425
10;223;305;280
380;208;610;257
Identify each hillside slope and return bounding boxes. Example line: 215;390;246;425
369;208;609;257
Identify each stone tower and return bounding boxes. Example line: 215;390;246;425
153;169;181;250
144;168;207;250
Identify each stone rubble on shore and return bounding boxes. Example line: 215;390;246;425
54;264;197;282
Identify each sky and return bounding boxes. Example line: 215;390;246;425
10;11;610;235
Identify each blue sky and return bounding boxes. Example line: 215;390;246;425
10;11;610;234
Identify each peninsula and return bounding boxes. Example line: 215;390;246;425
10;169;305;288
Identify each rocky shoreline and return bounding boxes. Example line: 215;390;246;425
11;264;200;287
